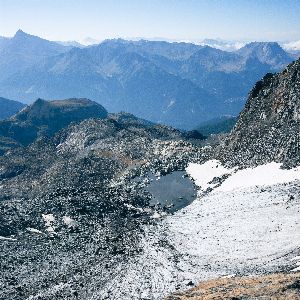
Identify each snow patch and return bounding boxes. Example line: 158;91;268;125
167;100;175;108
216;162;300;192
291;256;300;261
187;160;300;193
124;204;144;213
42;214;56;235
0;236;17;241
42;214;55;225
151;211;167;219
62;216;77;228
186;160;234;191
27;228;43;234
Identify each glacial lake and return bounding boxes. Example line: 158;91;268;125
141;171;198;212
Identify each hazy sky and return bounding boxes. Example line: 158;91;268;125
0;0;299;42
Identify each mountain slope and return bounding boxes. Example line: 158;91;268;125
0;30;72;81
217;58;300;167
237;42;293;69
0;97;25;119
196;116;237;136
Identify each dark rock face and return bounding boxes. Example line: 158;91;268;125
0;98;108;154
13;97;108;132
0;97;25;119
217;58;300;168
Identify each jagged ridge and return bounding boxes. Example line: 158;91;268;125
217;58;300;167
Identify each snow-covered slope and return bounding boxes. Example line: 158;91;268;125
94;161;300;299
186;160;300;192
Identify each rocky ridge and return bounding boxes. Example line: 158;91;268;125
216;58;300;168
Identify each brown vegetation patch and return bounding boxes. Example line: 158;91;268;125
166;272;300;300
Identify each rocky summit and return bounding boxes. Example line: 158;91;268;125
0;98;107;154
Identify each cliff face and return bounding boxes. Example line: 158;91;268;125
217;58;300;168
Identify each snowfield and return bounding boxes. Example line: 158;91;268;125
102;161;300;299
186;160;300;192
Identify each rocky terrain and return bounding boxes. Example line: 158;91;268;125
217;58;300;168
0;55;299;300
0;99;208;299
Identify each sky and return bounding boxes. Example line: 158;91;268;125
0;0;299;42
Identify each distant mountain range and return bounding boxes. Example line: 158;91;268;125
0;97;25;120
0;30;297;129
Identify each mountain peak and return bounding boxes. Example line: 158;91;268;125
238;41;293;69
240;41;283;52
14;29;30;38
3;98;108;146
16;98;108;122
